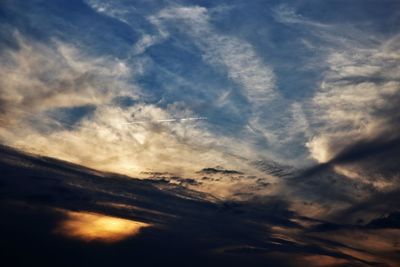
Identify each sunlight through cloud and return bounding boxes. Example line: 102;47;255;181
55;210;150;243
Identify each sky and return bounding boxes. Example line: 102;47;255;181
1;1;400;265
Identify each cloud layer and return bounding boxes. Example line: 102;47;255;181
1;1;400;214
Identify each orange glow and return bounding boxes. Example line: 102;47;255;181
55;210;150;243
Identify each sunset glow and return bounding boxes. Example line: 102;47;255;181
55;211;150;243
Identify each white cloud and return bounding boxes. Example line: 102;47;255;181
302;33;400;192
307;36;400;162
272;4;321;26
0;33;275;200
272;5;400;171
147;6;312;163
0;32;136;124
82;3;312;164
151;6;277;107
84;0;132;25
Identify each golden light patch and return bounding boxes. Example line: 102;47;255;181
55;211;150;243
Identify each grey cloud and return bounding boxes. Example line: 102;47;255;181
197;166;243;175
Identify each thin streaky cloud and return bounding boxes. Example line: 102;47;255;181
122;117;208;124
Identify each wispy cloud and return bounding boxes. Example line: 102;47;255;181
0;32;136;123
151;6;277;107
2;1;400;211
271;4;400;185
306;35;400;170
148;6;316;162
0;33;254;183
122;117;207;124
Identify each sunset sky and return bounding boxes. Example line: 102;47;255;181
1;1;400;266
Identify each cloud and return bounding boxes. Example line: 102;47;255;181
248;5;400;220
272;4;326;27
0;34;280;201
0;26;286;201
272;4;400;191
3;100;249;181
148;6;317;162
306;35;400;182
261;11;400;222
151;6;277;107
197;167;243;175
81;3;311;162
0;33;247;180
0;32;135;125
2;2;399;212
79;2;324;167
2;2;400;263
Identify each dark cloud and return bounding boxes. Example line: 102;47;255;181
286;91;400;219
253;160;295;178
331;188;400;225
3;145;397;266
367;211;400;229
197;166;244;175
328;92;400;173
